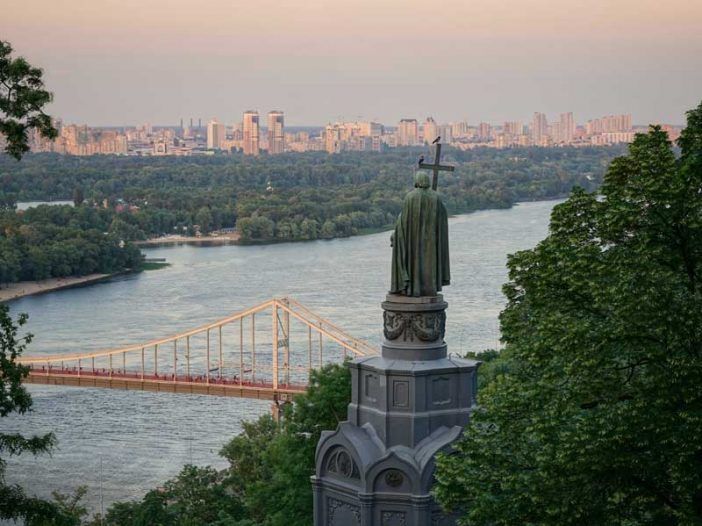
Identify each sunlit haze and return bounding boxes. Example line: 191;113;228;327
3;0;702;125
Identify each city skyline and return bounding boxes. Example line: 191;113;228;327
3;0;701;126
31;109;672;157
38;108;678;130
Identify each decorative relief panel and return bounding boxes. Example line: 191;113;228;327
327;497;361;526
392;380;409;408
364;372;379;403
431;376;451;406
383;310;446;342
325;447;360;480
381;510;407;526
374;468;411;493
384;469;404;488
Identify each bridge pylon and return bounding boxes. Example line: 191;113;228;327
21;297;376;400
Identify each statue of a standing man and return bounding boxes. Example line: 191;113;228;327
390;171;450;297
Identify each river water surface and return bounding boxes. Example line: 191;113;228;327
4;199;559;512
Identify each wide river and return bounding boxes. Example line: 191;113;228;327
5;199;558;513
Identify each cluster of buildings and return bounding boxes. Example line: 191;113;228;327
30;122;129;155
205;110;285;155
25;111;683;157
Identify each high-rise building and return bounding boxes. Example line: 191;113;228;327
357;121;383;138
243;111;260;155
587;114;632;135
450;121;470;138
357;122;383;151
439;124;453;145
531;112;548;145
207;119;225;150
559;112;575;143
503;121;522;136
397;119;419;146
477;122;492;141
423;117;438;144
325;123;343;153
550;122;562;143
267;111;285;154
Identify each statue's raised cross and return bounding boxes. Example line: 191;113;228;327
419;142;454;191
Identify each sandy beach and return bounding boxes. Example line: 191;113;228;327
134;231;240;247
0;274;111;302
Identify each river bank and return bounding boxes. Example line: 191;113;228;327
0;273;113;302
135;231;240;247
0;263;170;302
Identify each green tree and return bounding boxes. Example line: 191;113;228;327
195;206;213;234
0;40;57;160
0;304;76;524
101;363;352;526
434;103;702;525
72;187;84;207
97;466;244;526
320;220;336;239
243;363;351;526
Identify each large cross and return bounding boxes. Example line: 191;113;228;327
418;142;454;191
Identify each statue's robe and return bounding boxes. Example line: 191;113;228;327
390;186;450;297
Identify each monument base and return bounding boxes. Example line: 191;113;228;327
312;295;480;525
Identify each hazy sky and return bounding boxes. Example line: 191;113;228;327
3;0;701;126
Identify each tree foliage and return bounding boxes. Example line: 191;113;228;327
0;204;143;286
98;363;351;526
0;146;623;243
434;102;702;525
0;304;80;525
0;40;57;160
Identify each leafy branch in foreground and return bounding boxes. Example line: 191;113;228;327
0;40;57;160
0;304;80;525
434;101;702;525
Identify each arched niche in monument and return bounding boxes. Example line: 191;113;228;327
324;446;361;482
373;468;412;493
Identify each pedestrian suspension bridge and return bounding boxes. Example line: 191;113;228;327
21;297;376;402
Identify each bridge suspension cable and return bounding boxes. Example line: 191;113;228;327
21;297;376;400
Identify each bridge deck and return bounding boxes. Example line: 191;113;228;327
26;369;306;401
20;297;373;401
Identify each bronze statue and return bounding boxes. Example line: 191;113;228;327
390;171;450;297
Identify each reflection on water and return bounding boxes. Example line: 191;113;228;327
5;199;558;511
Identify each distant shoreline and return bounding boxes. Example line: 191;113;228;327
134;199;559;248
0;273;114;302
134;232;240;247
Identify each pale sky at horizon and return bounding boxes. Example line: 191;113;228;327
3;0;701;126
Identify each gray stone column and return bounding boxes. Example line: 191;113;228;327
313;294;480;526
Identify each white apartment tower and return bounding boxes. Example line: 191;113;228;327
423;117;438;144
503;121;523;136
531;112;548;145
559;112;575;144
243;111;260;156
325;124;343;154
267;111;285;154
398;119;419;146
207;119;225;150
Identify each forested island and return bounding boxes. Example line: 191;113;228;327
1;146;622;258
0;204;143;286
0;146;624;286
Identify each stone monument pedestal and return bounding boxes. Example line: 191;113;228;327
312;294;480;525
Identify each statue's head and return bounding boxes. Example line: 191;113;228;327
414;171;431;189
